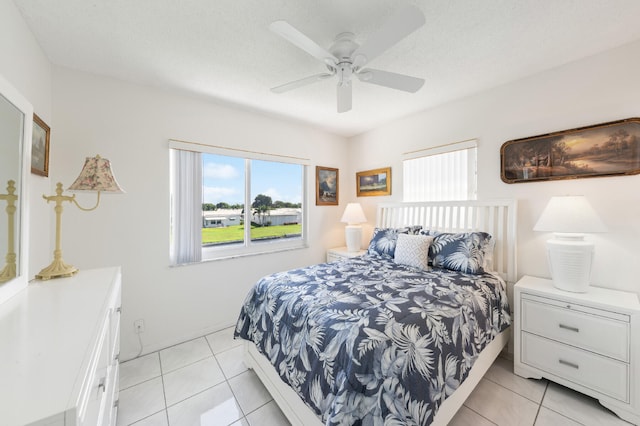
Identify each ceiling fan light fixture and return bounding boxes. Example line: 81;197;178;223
323;57;337;67
352;54;367;70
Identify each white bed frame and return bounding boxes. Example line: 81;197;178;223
244;199;518;426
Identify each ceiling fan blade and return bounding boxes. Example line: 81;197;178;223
357;68;424;92
270;21;338;65
337;82;352;113
351;5;425;69
271;73;334;93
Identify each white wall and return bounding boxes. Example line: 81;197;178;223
4;0;640;360
51;67;349;359
0;0;52;283
348;40;640;296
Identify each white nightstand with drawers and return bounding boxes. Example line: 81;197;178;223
326;246;366;262
514;275;640;424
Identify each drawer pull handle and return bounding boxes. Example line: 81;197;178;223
559;359;579;369
114;353;120;362
559;324;579;333
116;307;122;314
98;377;106;393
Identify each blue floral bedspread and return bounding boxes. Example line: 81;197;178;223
234;254;511;425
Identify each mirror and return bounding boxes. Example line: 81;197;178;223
0;74;32;304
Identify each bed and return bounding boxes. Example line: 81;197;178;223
235;200;517;425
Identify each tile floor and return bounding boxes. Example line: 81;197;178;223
117;327;631;426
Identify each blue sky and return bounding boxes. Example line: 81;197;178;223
202;154;302;205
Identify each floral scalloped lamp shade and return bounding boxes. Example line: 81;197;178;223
67;155;125;193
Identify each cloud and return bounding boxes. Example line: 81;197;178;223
203;162;239;179
262;188;282;200
261;187;301;204
203;186;238;203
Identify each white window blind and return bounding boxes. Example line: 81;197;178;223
403;140;477;202
170;149;203;265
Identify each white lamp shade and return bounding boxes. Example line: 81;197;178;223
341;203;367;225
533;195;606;233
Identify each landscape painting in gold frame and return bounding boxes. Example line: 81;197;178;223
356;167;391;197
501;118;640;183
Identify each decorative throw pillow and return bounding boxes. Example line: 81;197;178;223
367;226;422;258
394;234;434;271
429;231;494;274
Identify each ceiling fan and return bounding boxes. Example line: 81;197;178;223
269;5;426;113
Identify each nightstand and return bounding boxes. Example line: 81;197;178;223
326;246;366;262
514;275;640;424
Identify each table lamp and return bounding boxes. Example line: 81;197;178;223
533;195;606;292
341;203;367;252
36;155;124;280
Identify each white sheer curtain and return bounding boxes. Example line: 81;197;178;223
170;149;202;265
403;141;477;202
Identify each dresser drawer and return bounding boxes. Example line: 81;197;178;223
521;297;629;361
77;315;110;425
103;362;119;426
522;332;628;402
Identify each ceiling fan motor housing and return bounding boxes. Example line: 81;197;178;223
330;32;359;63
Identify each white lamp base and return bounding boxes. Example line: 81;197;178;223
546;233;594;293
345;225;362;252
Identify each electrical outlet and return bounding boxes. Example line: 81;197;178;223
134;319;145;333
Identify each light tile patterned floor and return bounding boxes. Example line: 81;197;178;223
117;327;631;426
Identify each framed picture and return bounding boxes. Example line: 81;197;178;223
31;113;50;177
501;118;640;183
356;167;391;196
316;166;339;206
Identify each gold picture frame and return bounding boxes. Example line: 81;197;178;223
316;166;339;206
31;113;50;177
501;117;640;183
356;167;391;197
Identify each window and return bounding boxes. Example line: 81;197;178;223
403;139;477;202
170;140;308;264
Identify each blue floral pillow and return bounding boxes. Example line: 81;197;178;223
427;231;494;274
367;226;422;258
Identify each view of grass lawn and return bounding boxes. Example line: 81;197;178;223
202;224;302;244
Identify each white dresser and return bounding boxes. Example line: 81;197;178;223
0;267;122;426
514;275;640;424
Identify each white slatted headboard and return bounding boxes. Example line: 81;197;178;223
376;200;518;284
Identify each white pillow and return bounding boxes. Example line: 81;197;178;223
394;234;434;271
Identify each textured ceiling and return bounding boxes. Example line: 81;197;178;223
14;0;640;137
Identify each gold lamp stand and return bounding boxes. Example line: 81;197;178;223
0;180;17;283
36;183;104;280
36;154;124;281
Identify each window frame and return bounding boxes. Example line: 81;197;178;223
169;139;309;264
